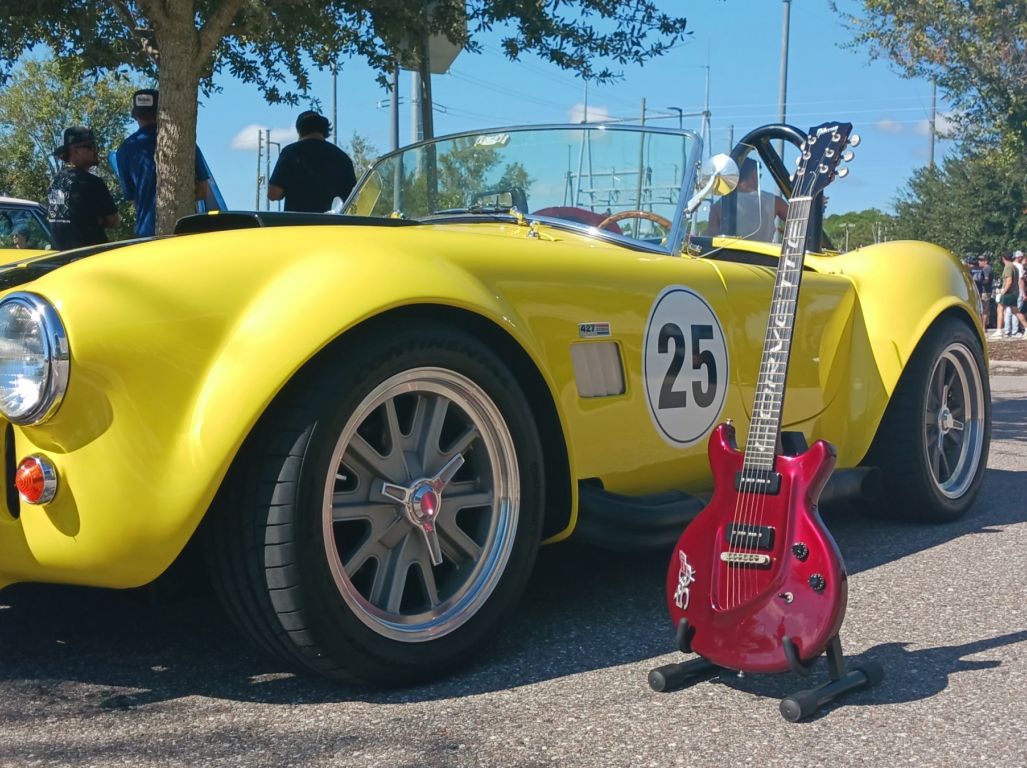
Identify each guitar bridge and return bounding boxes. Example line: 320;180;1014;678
720;552;772;568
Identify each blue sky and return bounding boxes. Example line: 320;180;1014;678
196;0;949;216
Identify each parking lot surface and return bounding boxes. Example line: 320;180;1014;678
0;375;1024;767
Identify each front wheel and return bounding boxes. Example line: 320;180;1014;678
866;316;990;522
207;322;545;683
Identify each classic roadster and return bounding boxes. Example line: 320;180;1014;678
0;123;989;684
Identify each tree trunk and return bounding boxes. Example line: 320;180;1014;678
153;2;201;235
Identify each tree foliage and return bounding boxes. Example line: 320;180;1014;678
823;208;895;251
0;57;139;238
835;1;1027;144
887;144;1027;257
0;1;689;234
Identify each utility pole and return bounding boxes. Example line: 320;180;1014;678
411;70;421;143
702;65;711;156
331;63;338;145
778;0;791;156
391;68;400;152
255;129;263;209
928;79;937;169
264;129;280;210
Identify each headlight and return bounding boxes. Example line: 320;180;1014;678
0;293;70;425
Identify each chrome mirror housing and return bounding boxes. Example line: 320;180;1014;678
685;153;740;214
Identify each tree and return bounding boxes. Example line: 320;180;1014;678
834;1;1027;144
0;1;689;235
346;133;381;180
0;57;139;238
823;208;895;251
887;144;1027;257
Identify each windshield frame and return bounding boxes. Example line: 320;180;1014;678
348;123;704;256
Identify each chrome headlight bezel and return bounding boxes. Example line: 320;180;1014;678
0;292;70;425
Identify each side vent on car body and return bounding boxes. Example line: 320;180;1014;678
570;342;626;398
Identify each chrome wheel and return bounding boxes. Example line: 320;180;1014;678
322;367;520;642
922;342;986;499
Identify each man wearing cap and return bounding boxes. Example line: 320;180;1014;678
46;127;121;250
971;254;995;329
268;110;357;213
115;89;211;237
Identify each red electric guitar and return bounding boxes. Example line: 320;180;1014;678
651;122;882;720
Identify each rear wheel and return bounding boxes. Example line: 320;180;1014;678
867;317;990;522
207;322;544;683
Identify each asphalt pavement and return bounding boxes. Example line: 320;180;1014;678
0;375;1024;767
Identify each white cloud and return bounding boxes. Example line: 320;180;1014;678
875;119;904;135
230;124;294;150
568;103;611;124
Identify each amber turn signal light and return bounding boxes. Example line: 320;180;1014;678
15;455;58;505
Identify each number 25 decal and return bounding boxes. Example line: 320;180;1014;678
657;322;718;409
644;287;728;447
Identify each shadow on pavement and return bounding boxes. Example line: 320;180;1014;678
0;459;1024;707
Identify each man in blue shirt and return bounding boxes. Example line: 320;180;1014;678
115;89;211;237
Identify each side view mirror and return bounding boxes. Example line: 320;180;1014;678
685;154;740;214
327;196;345;215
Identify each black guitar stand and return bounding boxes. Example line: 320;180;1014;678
648;619;884;721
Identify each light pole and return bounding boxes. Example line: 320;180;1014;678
842;222;855;252
667;106;683;129
778;0;791;156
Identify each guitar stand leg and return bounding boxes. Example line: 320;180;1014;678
779;636;884;722
648;655;719;692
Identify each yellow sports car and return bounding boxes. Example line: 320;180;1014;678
0;123;989;684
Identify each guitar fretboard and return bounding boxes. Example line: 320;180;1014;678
743;196;813;471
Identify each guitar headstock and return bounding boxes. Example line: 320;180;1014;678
793;121;858;197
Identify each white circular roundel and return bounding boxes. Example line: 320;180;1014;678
643;286;728;446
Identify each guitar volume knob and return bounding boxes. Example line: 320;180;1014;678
791;542;809;561
808;573;826;592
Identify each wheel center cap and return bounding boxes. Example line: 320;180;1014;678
939;407;954;433
411;484;441;523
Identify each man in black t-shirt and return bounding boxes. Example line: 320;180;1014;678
268;111;357;213
47;126;120;250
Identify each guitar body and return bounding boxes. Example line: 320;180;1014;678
666;423;848;674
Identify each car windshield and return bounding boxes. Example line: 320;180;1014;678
345;125;702;252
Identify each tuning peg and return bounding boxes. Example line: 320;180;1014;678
819;163;829;173
795;154;803;167
849;134;861;147
841;149;855;162
836;167;849;178
825;148;836;158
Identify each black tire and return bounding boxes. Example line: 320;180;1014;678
205;321;545;684
865;316;990;523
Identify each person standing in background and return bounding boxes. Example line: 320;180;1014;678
995;250;1020;338
46;127;120;250
1012;250;1027;337
268;111;357;213
971;254;995;330
115;89;211;236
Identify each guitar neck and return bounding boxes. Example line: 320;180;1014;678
743;195;814;471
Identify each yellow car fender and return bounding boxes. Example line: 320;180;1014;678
4;225;574;589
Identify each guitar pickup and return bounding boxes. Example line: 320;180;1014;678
725;523;775;551
734;469;781;495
